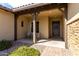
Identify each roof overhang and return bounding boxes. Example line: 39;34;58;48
12;3;49;12
0;3;49;13
0;3;67;15
0;4;13;13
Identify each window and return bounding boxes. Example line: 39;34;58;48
21;21;24;27
31;22;39;33
36;22;39;33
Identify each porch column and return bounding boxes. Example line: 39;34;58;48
14;14;18;41
32;12;37;43
58;4;68;49
64;5;68;49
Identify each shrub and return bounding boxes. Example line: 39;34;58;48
9;46;40;56
0;40;12;51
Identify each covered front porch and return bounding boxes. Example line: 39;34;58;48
14;3;68;48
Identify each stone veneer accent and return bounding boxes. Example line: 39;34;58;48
67;19;79;55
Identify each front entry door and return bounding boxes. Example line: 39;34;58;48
52;21;60;37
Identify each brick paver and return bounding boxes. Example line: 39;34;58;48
0;39;74;56
41;46;73;56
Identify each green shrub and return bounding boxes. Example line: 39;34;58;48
9;46;40;56
0;40;12;51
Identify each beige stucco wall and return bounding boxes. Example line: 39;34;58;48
26;14;49;39
68;3;79;20
67;3;79;55
38;15;49;38
17;15;29;39
0;9;14;40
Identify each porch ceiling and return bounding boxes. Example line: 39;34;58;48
23;8;63;18
15;3;67;16
40;9;63;17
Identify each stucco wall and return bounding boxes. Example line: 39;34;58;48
67;3;79;55
26;15;49;39
17;15;29;39
0;9;14;40
68;3;79;20
38;15;49;38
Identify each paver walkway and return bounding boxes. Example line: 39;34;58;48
31;44;73;56
41;47;72;56
0;39;73;56
31;39;73;56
